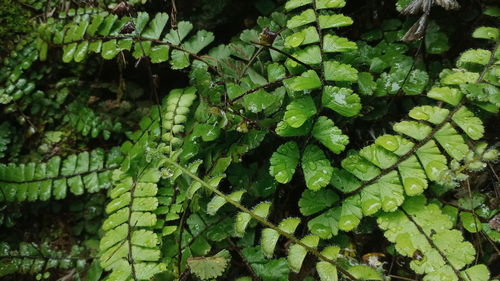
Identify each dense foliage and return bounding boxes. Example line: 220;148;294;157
0;0;499;280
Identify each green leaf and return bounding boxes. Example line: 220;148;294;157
301;145;333;190
284;96;317;128
409;106;449;125
472;26;499;41
324;61;358;82
330;168;361;193
288;235;319;273
461;264;490;281
142;13;169;40
193;123;221;142
318;14;353;29
235;202;271;237
357;72;376;95
460;212;481;233
442;71;479;85
287;9;316;29
165;21;193;45
279;217;301;233
312;116;349;154
322;86;361;117
243;89;278;113
341;153;380;181
393;121;432;141
267;63;286;82
207;191;245;215
434;123;469;161
284;70;322;91
87;14;105;36
184;30;215;53
428;87;464;106
285;0;312;11
347;265;383;280
403;69;429;95
451;107;484;140
62;43;77;63
425;29;449;54
361;171;404;214
299;189;339;216
284;26;319;48
261;228;280;258
461;83;500;107
308;207;341;238
323;35;357;53
416;140;448;182
484;7;500;17
275;119;313;137
359;144;398;169
134;12;150;35
317;262;338;281
291;45;322;65
269;141;300;184
101;40;120;60
338;195;362;231
316;0;346;9
150;45;169;63
457;49;492;67
398;156;428;196
187;250;230;280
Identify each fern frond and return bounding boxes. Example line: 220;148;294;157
378;196;490;281
99;164;165;281
0;241;88;278
0;39;40;105
98;97;165;280
0;148;122;202
319;42;500;232
159;87;197;155
261;0;358;189
99;87;200;280
39;12;215;69
64;102;123;139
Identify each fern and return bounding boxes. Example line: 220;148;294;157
261;0;356;191
65;101;123;139
305;39;499;234
0;148;122;201
0;39;40;105
378;196;490;281
1;1;499;280
39;11;215;69
98;87;199;280
98;102;164;280
166;157;383;281
0;241;88;278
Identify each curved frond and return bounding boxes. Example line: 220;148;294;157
0;148;122;202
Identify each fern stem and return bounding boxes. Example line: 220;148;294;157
163;157;361;281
